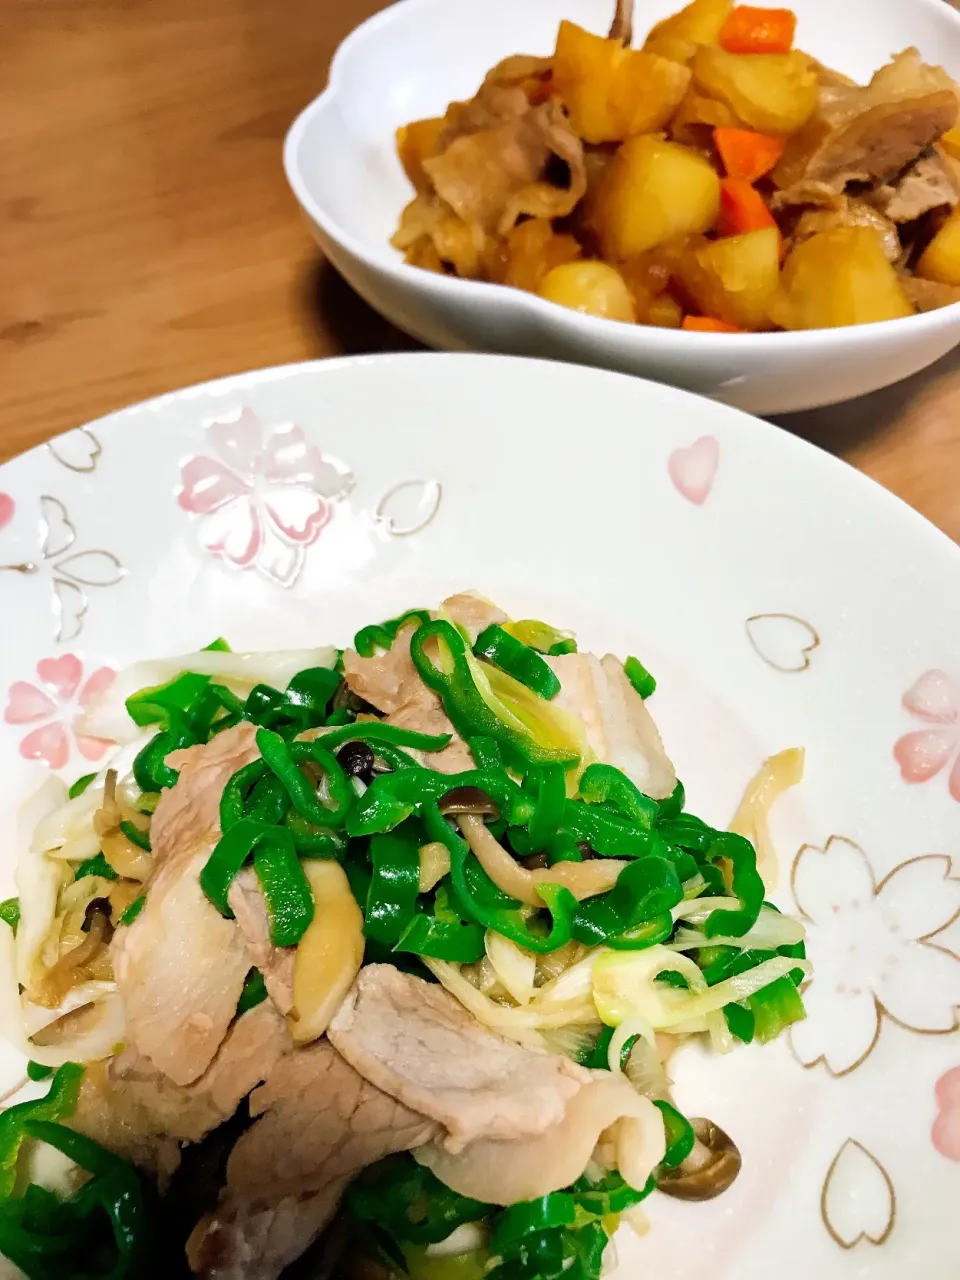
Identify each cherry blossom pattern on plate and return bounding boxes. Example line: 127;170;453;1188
788;837;960;1076
0;494;13;533
820;1139;895;1249
374;479;442;536
667;435;719;505
932;1067;960;1161
178;407;355;588
0;496;125;643
745;613;820;673
893;669;960;803
47;427;102;473
4;656;115;770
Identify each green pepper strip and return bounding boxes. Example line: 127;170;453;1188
353;609;432;659
0;1063;83;1198
393;912;485;963
26;1061;54;1083
125;671;211;729
702;830;765;938
255;729;354;830
490;1194;576;1254
252;835;315;947
562;799;662;858
656;780;685;820
410;619;577;767
345;1152;489;1247
653;1100;695;1169
578;763;659;827
347;767;528;838
572;858;682;947
606;912;675;951
623;656;657;699
425;803;577;955
118;821;151;853
236;968;267;1017
67;773;97;800
317;722;452;753
364;830;422;946
526;763;567;849
282;811;347;859
119;896;145;926
133;725;193;793
570;1169;654;1215
24;1121;146;1276
473;625;561;700
75;853;118;882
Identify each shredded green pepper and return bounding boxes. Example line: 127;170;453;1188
67;773;97;800
236;968;268;1018
75;853;118;882
654;1100;695;1169
0;1063;83;1198
25;1062;54;1083
119;896;145;927
623;656;657;699
473;625;561;700
118;821;151;852
364;829;422;947
572;859;681;948
0;899;20;933
201;819;314;947
353;609;432;659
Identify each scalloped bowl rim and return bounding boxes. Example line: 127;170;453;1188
283;0;960;352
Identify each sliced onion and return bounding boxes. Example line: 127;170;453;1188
16;779;70;988
608;1016;657;1074
729;747;804;893
458;816;625;906
484;931;537;1006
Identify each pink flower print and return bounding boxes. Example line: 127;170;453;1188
4;656;116;769
893;670;960;802
0;494;13;533
933;1067;960;1160
178;408;354;588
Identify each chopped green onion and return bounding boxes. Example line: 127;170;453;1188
624;656;657;699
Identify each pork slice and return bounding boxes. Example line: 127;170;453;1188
189;1040;438;1280
440;591;508;642
773;48;960;194
152;721;261;868
868;148;959;222
899;274;960;311
113;724;263;1085
547;653;677;801
328;964;590;1155
342;628;473;775
70;1002;291;1186
228;869;295;1016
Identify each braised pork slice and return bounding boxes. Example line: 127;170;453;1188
328;965;590;1155
773;49;960;196
112;724;261;1085
868;148;959;222
787;195;901;262
341;592;505;775
189;1040;438;1280
70;1002;290;1186
546;653;677;801
899;274;960;311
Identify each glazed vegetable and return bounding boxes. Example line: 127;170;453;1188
719;6;797;54
713;126;785;181
773;227;914;329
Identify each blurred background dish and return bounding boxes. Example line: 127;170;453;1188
285;0;960;413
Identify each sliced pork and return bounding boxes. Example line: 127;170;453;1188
327;964;590;1154
189;1040;438;1280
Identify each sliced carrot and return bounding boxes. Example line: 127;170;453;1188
719;6;797;54
682;316;742;333
718;178;779;238
714;126;786;182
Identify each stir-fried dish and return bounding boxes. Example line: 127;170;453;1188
393;0;960;331
0;593;809;1280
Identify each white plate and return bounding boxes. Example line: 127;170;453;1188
1;353;958;1276
284;0;960;415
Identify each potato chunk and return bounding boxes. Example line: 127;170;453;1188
692;47;818;134
644;0;733;64
553;20;691;143
591;137;721;258
538;261;637;322
917;206;960;286
678;227;781;328
773;226;915;329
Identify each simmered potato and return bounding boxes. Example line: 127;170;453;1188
773;227;915;329
678;226;780;328
554;20;691;143
692;47;818;134
670;88;739;146
538;261;637;322
591;137;721;258
646;293;685;327
396;118;444;191
644;0;733;65
917;206;960;286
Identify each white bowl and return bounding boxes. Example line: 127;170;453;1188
284;0;960;415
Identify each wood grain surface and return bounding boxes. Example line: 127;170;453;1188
1;0;957;542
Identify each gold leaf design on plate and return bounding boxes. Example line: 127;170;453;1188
821;1139;895;1248
375;479;442;536
788;837;960;1076
745;613;820;673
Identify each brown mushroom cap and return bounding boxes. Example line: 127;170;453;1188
656;1117;742;1201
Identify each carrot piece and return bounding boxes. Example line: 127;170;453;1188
714;126;786;182
719;6;797;54
718;178;779;237
682;315;742;332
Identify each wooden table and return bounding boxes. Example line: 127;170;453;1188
2;0;958;542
